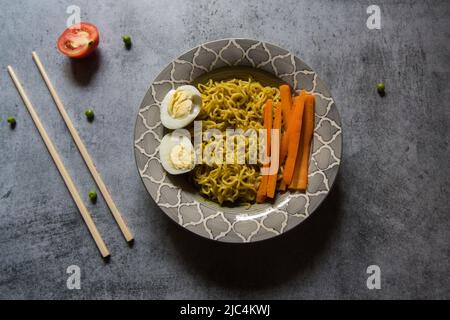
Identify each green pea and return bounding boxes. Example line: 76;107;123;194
88;190;97;203
122;35;132;49
7;116;16;128
85;109;95;122
377;82;385;95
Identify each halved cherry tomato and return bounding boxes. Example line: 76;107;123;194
57;22;99;59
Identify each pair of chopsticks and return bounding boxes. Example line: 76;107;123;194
8;52;133;259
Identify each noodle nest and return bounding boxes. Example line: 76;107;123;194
192;78;280;206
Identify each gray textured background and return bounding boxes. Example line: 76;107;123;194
0;0;449;299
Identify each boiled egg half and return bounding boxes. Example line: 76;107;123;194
159;132;196;175
160;85;202;129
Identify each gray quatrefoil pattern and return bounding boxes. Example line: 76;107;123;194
134;39;342;243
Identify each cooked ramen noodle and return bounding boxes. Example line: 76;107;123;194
192;78;280;205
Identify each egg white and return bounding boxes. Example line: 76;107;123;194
160;85;202;129
159;132;196;175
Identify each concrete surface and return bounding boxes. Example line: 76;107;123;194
0;0;449;299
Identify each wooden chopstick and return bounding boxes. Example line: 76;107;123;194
32;52;134;243
7;65;110;259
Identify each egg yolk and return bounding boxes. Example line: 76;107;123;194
169;89;193;118
170;144;194;170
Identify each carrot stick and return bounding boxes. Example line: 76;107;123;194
280;131;289;165
279;180;287;192
256;169;269;203
280;84;292;130
279;84;292;164
266;102;282;198
289;95;315;190
264;100;273;154
288;134;304;190
297;95;315;191
282;91;305;186
256;99;273;203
